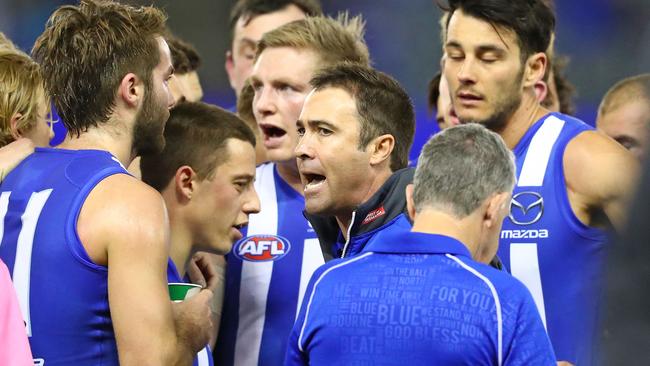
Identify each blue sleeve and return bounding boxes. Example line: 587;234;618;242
284;323;307;366
284;263;329;366
503;286;557;366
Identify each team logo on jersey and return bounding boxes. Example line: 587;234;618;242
233;235;291;262
509;191;544;225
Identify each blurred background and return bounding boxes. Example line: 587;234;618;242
1;0;648;161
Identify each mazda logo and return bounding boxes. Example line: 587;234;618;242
509;192;544;225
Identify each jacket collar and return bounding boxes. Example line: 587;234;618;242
306;168;414;260
364;229;472;258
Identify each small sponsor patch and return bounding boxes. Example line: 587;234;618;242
362;206;386;225
233;235;291;262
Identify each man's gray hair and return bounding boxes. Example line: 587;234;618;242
413;124;516;217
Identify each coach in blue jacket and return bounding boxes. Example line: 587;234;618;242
286;123;556;365
296;63;503;270
295;64;416;262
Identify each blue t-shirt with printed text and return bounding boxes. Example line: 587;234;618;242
286;230;556;366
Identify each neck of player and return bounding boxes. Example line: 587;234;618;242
168;215;196;278
56;123;138;167
500;90;551;149
276;159;304;195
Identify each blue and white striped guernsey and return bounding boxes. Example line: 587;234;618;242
498;112;607;365
215;163;324;366
0;148;125;365
286;230;556;365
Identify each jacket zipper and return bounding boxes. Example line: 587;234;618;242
340;211;357;258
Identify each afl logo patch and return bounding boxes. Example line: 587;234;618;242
234;235;291;262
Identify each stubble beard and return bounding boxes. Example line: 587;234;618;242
460;68;525;134
132;81;168;157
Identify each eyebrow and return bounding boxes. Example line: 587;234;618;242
252;76;306;91
306;119;338;131
445;40;505;53
272;78;306;89
237;38;257;50
445;40;461;48
476;45;505;54
233;173;255;181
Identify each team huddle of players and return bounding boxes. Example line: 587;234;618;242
0;0;648;365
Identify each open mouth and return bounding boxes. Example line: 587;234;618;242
260;124;286;139
233;222;248;231
303;173;326;192
231;222;247;240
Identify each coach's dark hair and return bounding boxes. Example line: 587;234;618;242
310;64;415;171
32;0;167;137
442;0;555;62
229;0;322;44
141;102;256;192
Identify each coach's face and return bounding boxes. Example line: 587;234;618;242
296;87;374;216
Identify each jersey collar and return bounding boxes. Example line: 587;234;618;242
363;229;472;258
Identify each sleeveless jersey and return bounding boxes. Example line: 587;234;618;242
0;148;126;365
498;113;607;364
167;259;213;366
215;162;324;366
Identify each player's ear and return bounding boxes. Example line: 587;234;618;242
9;113;24;140
405;184;416;221
523;52;547;89
368;134;395;167
117;72;143;108
174;165;198;202
534;80;549;104
483;192;511;230
225;50;237;88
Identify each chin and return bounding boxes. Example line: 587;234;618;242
304;201;327;216
266;150;293;163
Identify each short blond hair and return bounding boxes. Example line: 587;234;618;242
598;74;650;117
0;47;48;147
0;32;17;49
256;13;370;68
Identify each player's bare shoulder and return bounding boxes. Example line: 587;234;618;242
77;173;169;265
563;129;639;229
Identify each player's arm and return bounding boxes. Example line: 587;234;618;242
563;131;640;230
0;138;34;182
78;174;211;365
